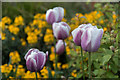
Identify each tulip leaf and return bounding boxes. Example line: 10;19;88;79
110;62;118;74
93;69;106;76
102;55;111;65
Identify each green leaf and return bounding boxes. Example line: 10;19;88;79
93;69;106;76
102;55;111;65
110;62;118;74
106;71;118;78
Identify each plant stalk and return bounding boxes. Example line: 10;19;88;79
80;46;85;80
88;52;91;78
35;72;38;80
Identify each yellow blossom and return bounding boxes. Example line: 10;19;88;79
14;16;24;26
2;32;6;40
103;27;107;32
71;70;77;77
62;64;69;69
9;51;21;64
40;66;48;78
2;16;11;24
1;64;13;76
53;62;61;70
11;37;15;41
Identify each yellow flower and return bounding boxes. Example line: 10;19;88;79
103;27;107;32
11;37;15;41
2;16;11;24
24;26;31;33
40;66;48;78
71;70;77;77
9;51;21;64
8;25;19;35
14;16;24;26
112;14;117;19
50;53;56;62
27;32;38;44
2;32;6;40
24;71;41;78
44;29;54;44
20;39;26;46
1;64;13;76
51;70;55;76
62;64;69;69
53;62;61;70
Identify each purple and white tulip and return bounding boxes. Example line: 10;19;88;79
24;48;48;72
56;40;66;55
72;24;97;46
52;22;71;40
81;26;103;52
46;7;64;24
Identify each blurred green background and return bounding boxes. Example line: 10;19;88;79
2;2;96;24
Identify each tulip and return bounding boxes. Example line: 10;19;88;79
52;22;70;40
56;40;66;55
81;27;103;52
46;7;64;24
24;48;48;72
72;24;97;46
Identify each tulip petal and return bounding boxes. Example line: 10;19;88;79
57;25;69;39
60;22;71;31
91;29;103;52
36;52;46;70
56;40;65;54
53;7;64;22
46;9;58;24
24;48;34;60
81;28;92;51
26;56;37;72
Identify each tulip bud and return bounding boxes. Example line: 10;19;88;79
56;40;66;55
46;7;64;24
72;24;97;46
81;26;103;52
52;22;71;40
24;48;48;72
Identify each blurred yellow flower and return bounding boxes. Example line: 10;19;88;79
1;64;13;76
9;51;21;64
20;38;26;46
103;27;107;32
2;32;6;40
11;37;15;41
8;25;20;35
14;16;24;26
40;66;48;78
71;70;77;77
27;32;38;44
62;64;69;69
2;16;11;24
53;62;61;70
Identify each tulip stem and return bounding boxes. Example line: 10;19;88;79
54;37;58;78
80;47;85;80
88;52;91;78
35;72;38;80
63;40;66;53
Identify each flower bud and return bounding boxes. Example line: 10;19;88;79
24;48;48;72
52;22;70;40
46;7;64;24
56;40;66;55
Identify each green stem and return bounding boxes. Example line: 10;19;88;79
88;52;91;78
80;47;85;80
54;37;58;78
63;40;66;53
35;72;38;80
